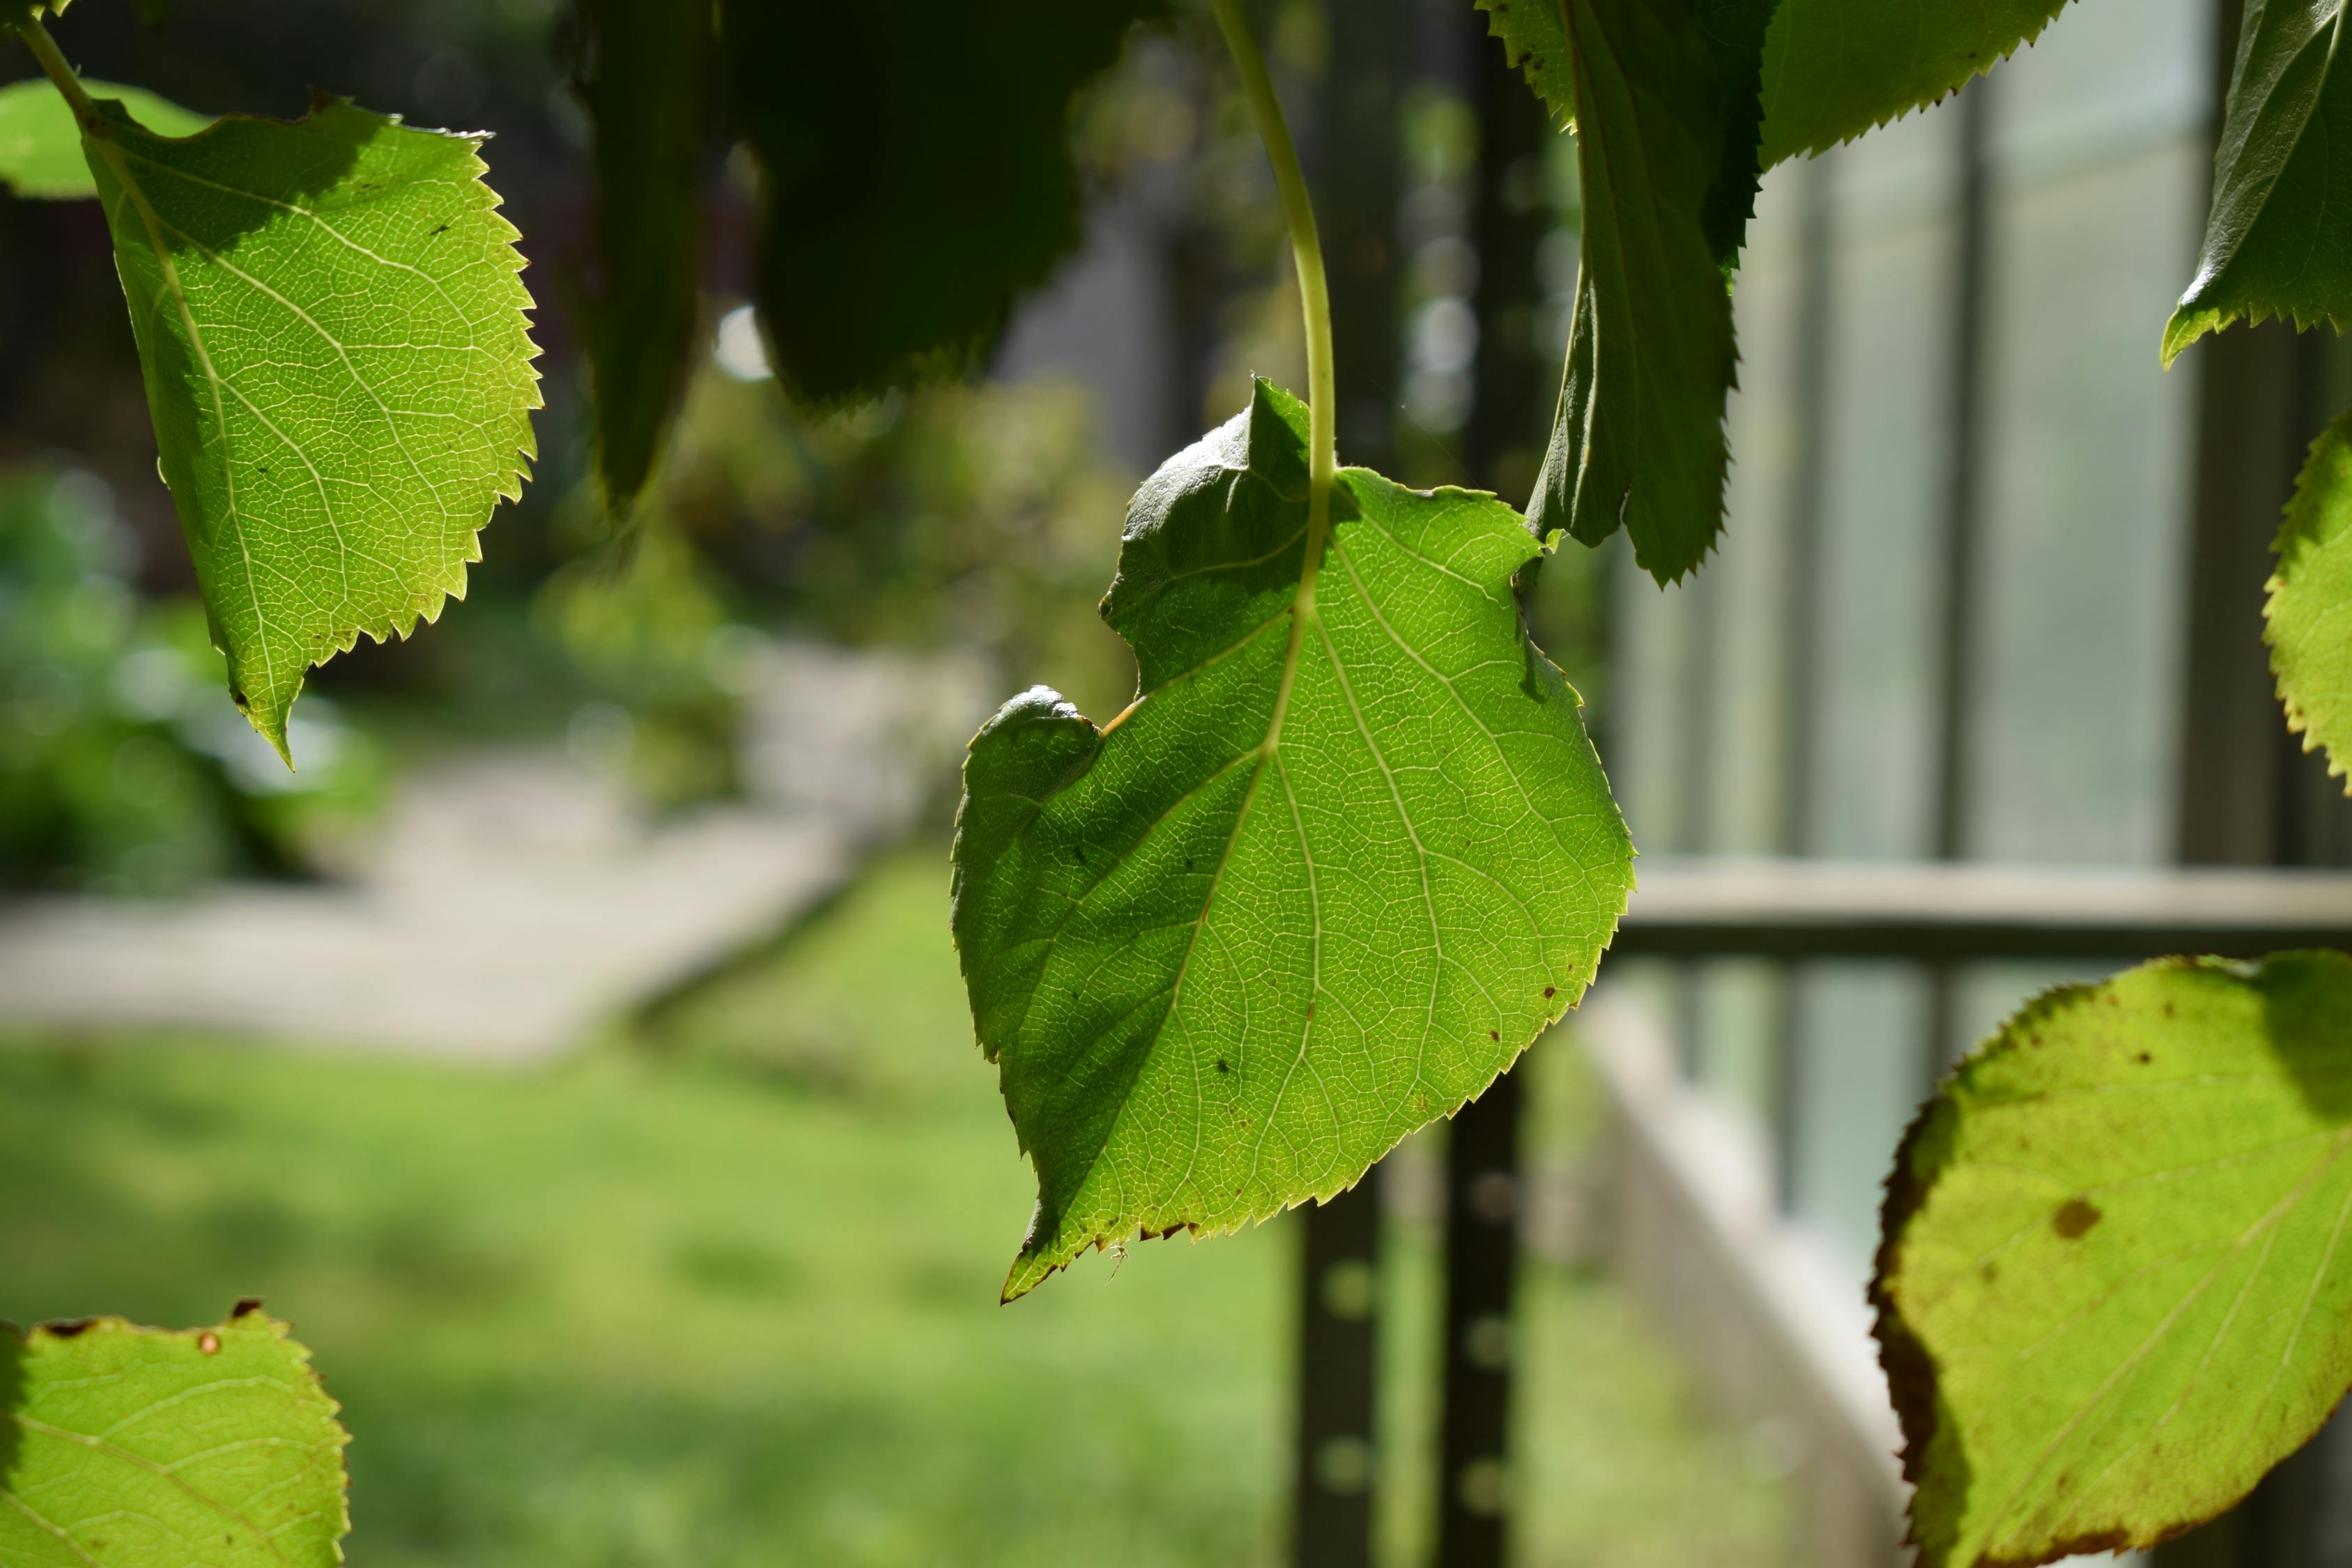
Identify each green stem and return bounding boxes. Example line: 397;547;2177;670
12;12;101;133
1210;0;1336;603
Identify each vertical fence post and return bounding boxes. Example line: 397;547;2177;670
1296;1181;1385;1568
1291;1;1401;1563
1436;1071;1523;1568
1429;22;1545;1567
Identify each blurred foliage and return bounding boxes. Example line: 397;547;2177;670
0;466;383;893
616;355;1140;722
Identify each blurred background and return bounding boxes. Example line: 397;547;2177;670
1;0;2346;1562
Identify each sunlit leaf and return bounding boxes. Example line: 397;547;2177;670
579;0;707;509
82;94;539;759
2165;0;2352;361
1875;953;2352;1568
1755;0;2073;165
953;381;1634;1300
721;0;1167;405
1526;0;1776;583
0;1309;349;1567
2268;406;2352;789
0;77;206;198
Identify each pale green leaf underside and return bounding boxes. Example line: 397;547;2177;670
1875;953;2352;1568
0;78;208;198
1;1311;349;1567
84;95;540;760
1755;0;2075;166
953;381;1634;1300
2268;406;2352;789
2165;0;2352;361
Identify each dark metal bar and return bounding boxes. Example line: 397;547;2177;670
1436;1070;1522;1568
1291;1;1402;1561
1294;1180;1384;1568
1429;26;1545;1568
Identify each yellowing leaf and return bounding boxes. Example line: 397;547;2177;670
1876;954;2352;1567
81;93;539;759
953;381;1634;1300
0;1309;349;1567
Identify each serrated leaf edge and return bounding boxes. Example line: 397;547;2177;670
86;95;540;763
1870;956;2350;1568
2266;407;2352;792
2;1307;353;1566
1759;2;2079;168
976;385;1632;1300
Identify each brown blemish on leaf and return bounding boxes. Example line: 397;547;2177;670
231;1297;264;1318
43;1318;94;1339
198;1331;222;1355
1543;986;1555;999
2054;1199;2101;1240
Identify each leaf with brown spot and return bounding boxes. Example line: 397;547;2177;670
1875;953;2352;1567
1;1309;348;1566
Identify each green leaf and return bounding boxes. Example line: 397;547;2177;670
1874;953;2352;1568
1;1308;350;1566
721;0;1166;405
580;0;707;509
1475;0;1574;130
2165;0;2352;362
0;77;206;198
1753;0;2073;166
2268;406;2352;789
82;94;539;760
1526;0;1776;583
953;381;1634;1300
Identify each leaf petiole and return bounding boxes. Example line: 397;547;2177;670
10;11;101;134
1208;0;1336;726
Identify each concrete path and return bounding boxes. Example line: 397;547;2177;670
0;644;999;1061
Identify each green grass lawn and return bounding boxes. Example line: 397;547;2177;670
0;850;1792;1567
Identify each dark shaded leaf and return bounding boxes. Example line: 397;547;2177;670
1754;0;2073;165
2166;0;2352;361
580;0;709;508
722;0;1167;405
1525;0;1777;583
